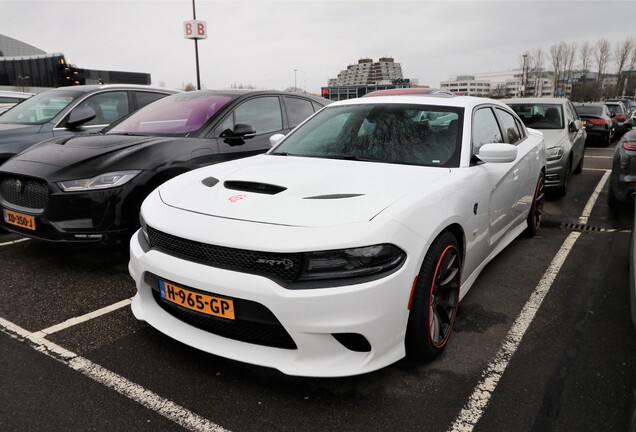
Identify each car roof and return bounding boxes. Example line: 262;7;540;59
173;89;330;105
0;90;34;98
502;97;568;104
363;88;455;97
52;84;179;94
328;94;508;111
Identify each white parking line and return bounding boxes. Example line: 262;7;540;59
0;316;229;432
585;156;613;159
0;237;29;247
579;170;611;225
32;298;133;338
448;169;611;431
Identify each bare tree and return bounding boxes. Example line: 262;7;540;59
549;41;566;96
624;46;636;97
530;48;544;97
183;82;196;91
593;38;611;99
613;37;634;96
563;42;577;97
579;41;592;73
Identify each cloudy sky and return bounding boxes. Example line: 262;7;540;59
1;0;634;93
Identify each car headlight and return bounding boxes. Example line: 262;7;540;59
297;244;406;281
57;170;142;191
139;213;149;244
546;147;564;161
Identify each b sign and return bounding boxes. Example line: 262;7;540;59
183;20;207;40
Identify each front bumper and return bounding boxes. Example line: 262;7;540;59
0;173;146;244
544;154;569;188
129;217;422;377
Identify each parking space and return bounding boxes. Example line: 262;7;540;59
0;142;634;431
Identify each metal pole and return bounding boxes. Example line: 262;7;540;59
192;0;201;90
294;69;297;92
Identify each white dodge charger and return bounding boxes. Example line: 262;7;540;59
129;94;546;377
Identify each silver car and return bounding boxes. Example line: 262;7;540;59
504;98;586;197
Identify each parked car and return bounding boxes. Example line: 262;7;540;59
573;102;616;146
605;100;632;136
607;129;636;209
0;90;330;244
504;98;586;196
0;90;33;115
606;98;634;117
0;84;178;163
129;94;546;377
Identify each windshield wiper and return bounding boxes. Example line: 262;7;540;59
322;155;385;162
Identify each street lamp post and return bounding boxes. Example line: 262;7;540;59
294;69;298;92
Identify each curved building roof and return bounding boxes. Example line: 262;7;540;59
0;34;46;57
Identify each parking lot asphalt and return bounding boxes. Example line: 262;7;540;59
0;141;634;432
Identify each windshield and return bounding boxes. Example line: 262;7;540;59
270;103;463;167
0;90;82;125
507;103;564;130
107;92;232;136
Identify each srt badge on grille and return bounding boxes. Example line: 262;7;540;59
256;258;294;270
15;180;23;194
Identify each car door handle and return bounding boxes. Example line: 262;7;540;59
513;169;519;180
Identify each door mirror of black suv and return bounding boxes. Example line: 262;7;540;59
232;124;256;140
67;106;97;129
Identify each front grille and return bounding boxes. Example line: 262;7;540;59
0;176;49;210
147;226;302;284
150;279;297;350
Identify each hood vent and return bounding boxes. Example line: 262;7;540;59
201;177;219;187
224;180;287;195
304;194;364;200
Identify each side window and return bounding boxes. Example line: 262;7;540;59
514;117;527;139
285;97;315;128
134;91;167;110
472;107;503;155
312;101;325;112
496;108;522;144
76;91;129;126
228;96;282;136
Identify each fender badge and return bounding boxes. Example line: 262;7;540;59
228;194;247;203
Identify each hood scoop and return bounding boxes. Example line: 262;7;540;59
304;193;364;200
224;180;287;195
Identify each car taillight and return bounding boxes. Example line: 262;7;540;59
589;118;606;125
623;141;636;151
616;114;626;121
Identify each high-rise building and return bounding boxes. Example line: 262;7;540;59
332;57;403;86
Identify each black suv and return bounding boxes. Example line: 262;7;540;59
0;90;329;244
0;84;178;163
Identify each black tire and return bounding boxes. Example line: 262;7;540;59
573;149;584;175
524;172;545;237
405;231;461;361
604;132;612;147
554;160;571;197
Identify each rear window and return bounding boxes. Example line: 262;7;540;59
575;106;603;116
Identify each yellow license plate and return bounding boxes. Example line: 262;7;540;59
159;279;235;320
3;209;36;230
581;120;587;125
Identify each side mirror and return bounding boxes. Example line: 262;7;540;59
269;133;285;147
568;121;578;133
67;106;96;129
478;143;518;163
233;123;256;140
220;123;256;146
